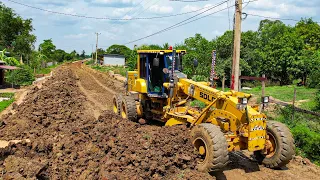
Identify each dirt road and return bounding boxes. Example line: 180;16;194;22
0;62;319;179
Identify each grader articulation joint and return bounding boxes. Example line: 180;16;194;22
112;49;295;172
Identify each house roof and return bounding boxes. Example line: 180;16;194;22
0;65;21;70
103;54;125;58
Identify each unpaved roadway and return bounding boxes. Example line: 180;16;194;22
0;62;319;180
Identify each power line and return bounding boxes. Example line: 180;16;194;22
5;0;225;21
133;0;161;17
170;0;208;1
227;0;231;30
124;1;229;45
243;0;259;9
246;13;320;23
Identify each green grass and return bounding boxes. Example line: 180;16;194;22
274;106;320;165
0;93;15;112
299;100;318;111
91;65;127;77
242;86;318;102
190;100;206;109
36;64;60;74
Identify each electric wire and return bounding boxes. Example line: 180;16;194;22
170;0;208;1
227;0;231;30
5;0;226;21
246;13;319;23
133;0;161;17
124;1;229;45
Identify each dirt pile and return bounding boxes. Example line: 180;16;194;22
97;112;212;179
0;66;211;179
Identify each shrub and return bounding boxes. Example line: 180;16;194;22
315;90;320;111
6;65;35;86
308;70;320;88
276;106;320;165
190;100;206;109
291;124;320;164
85;59;95;65
192;75;207;82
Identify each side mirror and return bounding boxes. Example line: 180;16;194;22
153;58;159;67
193;59;198;68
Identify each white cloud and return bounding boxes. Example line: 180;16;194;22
63;8;75;14
122;15;132;20
149;5;173;14
181;5;200;13
81;26;93;30
247;10;280;18
64;33;88;39
112;7;132;16
278;3;317;16
6;0;319;53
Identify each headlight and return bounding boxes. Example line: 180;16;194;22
238;98;248;105
262;96;269;103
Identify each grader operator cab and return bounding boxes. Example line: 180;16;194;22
113;49;295;172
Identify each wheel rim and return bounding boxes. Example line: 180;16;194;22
113;98;118;114
121;102;127;119
265;132;277;158
194;138;208;164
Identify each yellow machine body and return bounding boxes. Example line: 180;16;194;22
125;50;267;152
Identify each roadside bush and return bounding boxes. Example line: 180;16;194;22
291;124;320;165
6;65;35;86
308;70;320;88
315;90;320;111
190;100;206;109
85;59;95;65
276;106;320;165
192;75;207;82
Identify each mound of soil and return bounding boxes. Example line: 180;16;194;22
0;67;212;179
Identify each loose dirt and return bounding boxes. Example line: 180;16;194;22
0;62;319;180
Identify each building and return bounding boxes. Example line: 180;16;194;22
103;54;125;66
0;61;20;87
0;61;5;86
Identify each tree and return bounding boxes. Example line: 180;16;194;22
255;20;303;85
0;49;19;66
106;44;131;55
70;50;77;60
30;51;47;70
183;34;215;79
39;39;56;60
80;50;85;59
295;18;320;50
0;3;36;62
53;49;67;63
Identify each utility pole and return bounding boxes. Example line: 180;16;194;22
231;0;242;91
91;44;94;61
95;32;101;64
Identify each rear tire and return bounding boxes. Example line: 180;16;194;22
190;123;229;172
120;96;138;122
112;95;122;115
254;121;295;168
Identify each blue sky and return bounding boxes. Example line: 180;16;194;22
3;0;319;54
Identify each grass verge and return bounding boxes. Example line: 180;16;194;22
91;65;127;77
0;93;15;112
272;106;320;166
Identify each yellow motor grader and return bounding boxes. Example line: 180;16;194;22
113;49;295;172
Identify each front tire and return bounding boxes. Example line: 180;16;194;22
190;123;229;172
112;95;122;115
254;121;295;168
120;96;138;122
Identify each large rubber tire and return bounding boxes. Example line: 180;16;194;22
254;121;295;168
190;123;229;172
120;96;138;122
112;95;122;115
